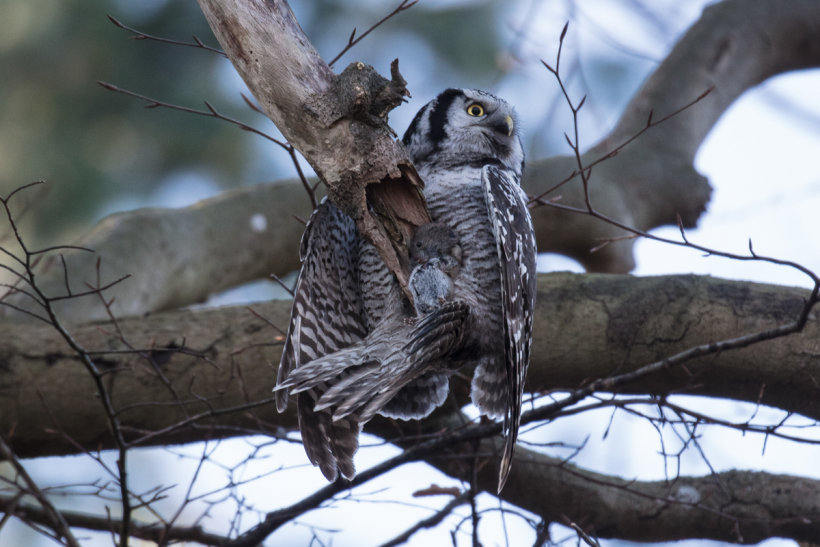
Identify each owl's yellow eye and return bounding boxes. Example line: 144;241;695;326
466;103;485;117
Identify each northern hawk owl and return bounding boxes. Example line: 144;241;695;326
276;88;537;491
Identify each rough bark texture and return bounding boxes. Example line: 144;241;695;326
3;273;819;452
2;273;819;542
196;0;429;295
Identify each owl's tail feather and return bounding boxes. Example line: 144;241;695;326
497;411;518;493
317;302;470;423
497;365;524;493
297;391;360;481
284;302;469;481
275;342;373;395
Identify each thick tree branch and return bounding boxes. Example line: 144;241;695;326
196;0;429;296
2;273;818;457
526;0;820;272
2;273;819;542
0;182;312;322
369;412;820;545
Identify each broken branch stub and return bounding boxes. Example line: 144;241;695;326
197;0;428;292
306;59;430;291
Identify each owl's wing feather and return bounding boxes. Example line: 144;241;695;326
293;302;468;423
276;199;369;480
482;165;537;492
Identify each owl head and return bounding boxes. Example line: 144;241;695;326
402;88;524;177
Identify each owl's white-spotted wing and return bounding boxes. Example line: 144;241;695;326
481;165;537;492
276;199;369;480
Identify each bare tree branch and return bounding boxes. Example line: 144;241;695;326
0;437;80;547
196;0;430;297
525;0;820;272
0;182;312;322
3;273;819;455
328;0;418;67
0;493;229;546
106;14;227;57
379;491;470;547
374;410;820;545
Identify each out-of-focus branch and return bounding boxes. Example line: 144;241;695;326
0;493;229;547
0;182;312;322
0;437;80;547
525;0;820;272
328;0;418;67
106;14;227;57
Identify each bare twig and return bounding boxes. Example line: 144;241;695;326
98;82;288;148
0;436;81;547
107;14;226;57
379;491;470;547
538;26;820;291
0;183;134;545
0;492;229;546
562;515;601;547
98;81;320;209
328;0;418;67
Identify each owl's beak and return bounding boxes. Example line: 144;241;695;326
504;115;514;137
488;112;515;137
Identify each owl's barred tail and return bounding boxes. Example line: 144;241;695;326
277;302;469;482
297;392;360;481
275;341;374;396
316;302;470;423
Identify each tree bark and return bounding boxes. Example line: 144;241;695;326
196;0;429;296
2;273;818;454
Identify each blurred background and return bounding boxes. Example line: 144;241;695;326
0;0;709;249
2;0;820;545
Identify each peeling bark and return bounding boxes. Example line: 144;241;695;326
197;0;429;296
